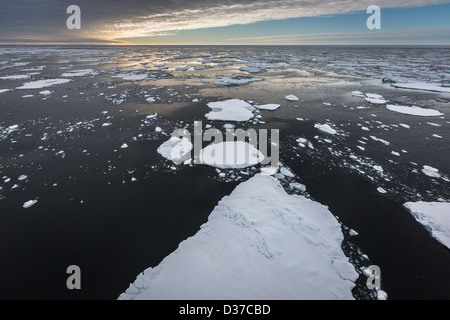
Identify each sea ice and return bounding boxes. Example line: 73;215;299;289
215;76;262;86
16;79;71;89
0;75;31;80
112;74;148;81
119;174;358;300
314;123;337;135
392;82;450;93
61;69;97;77
23;199;38;208
285;95;299;101
365;93;387;105
386;105;443;117
421;165;441;178
205;99;255;122
157;137;193;164
200;141;264;169
255;104;281;111
0;89;12;94
404;202;450;249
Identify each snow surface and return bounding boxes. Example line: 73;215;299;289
205;99;255;122
119;174;358;300
157;137;193;164
404;202;450;249
386;105;444;117
392;82;450;93
200;141;264;169
16;79;71;89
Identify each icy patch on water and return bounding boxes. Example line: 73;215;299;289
215;76;263;86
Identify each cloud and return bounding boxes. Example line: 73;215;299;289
0;0;448;42
225;28;450;44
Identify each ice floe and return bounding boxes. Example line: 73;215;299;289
365;93;387;105
215;76;263;86
119;174;358;300
157;137;193;164
421;165;441;179
404;202;450;249
392;82;450;93
61;69;98;77
16;79;71;89
23;199;38;209
285;95;299;101
386;104;444;117
205;99;255;122
255;104;281;111
314;123;337;135
200;141;264;169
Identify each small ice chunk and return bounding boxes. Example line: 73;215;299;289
18;175;28;181
314;123;337;135
23;199;38;208
121;143;128;149
289;182;306;192
285;95;299;101
280;167;295;178
377;187;387;194
421;165;441;178
255;104;281;111
157;137;193;164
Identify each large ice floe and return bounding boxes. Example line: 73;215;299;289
215;76;262;86
119;174;358;300
16;79;71;89
392;82;450;93
386;104;444;117
205;99;255;122
404;202;450;250
200;141;265;169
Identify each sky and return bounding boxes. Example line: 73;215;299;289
0;0;449;45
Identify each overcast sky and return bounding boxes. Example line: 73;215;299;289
1;0;449;44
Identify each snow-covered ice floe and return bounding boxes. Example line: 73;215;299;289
16;79;71;89
255;104;281;111
157;137;193;164
214;76;262;86
392;82;450;93
386;104;444;117
112;74;148;81
365;93;387;105
404;202;450;250
205;99;255;122
119;174;358;300
61;69;98;77
200;141;264;169
285;95;299;101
